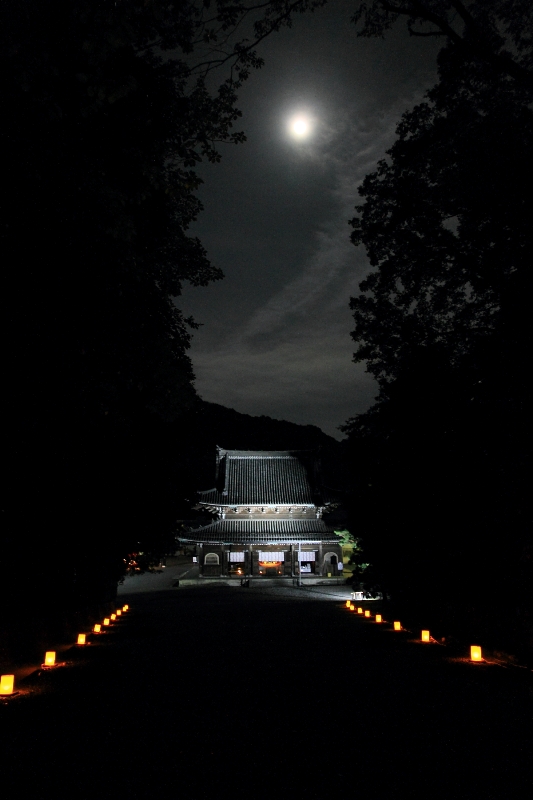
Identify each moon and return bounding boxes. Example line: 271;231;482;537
289;115;312;139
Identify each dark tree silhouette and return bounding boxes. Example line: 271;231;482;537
343;1;533;655
0;0;325;660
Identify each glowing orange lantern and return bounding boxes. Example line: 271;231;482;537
350;605;356;611
44;651;56;666
357;607;363;614
77;634;86;645
421;630;430;642
393;621;401;631
375;614;382;623
346;600;350;608
365;610;371;618
110;614;116;621
0;675;15;695
116;609;122;616
94;624;101;633
103;618;110;626
470;645;482;662
123;605;129;612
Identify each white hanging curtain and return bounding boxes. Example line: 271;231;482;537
258;551;285;561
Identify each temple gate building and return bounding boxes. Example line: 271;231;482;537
180;447;343;579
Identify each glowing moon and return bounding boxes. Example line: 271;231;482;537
289;115;311;139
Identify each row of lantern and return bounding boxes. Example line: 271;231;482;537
0;604;130;696
344;600;483;662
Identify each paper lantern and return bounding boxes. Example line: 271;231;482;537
123;605;129;612
44;651;56;666
375;614;382;623
350;605;356;612
110;614;116;621
116;609;122;616
365;610;371;617
393;621;401;631
470;645;482;662
346;600;350;608
77;634;86;645
94;624;101;633
103;618;110;626
421;630;430;642
357;607;363;614
0;675;15;695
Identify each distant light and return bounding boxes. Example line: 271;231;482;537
103;618;110;626
44;651;56;667
77;634;86;645
470;645;482;662
0;675;15;695
350;605;356;612
345;600;350;608
394;621;401;631
110;614;116;621
421;630;430;643
116;610;122;616
94;624;101;633
357;607;363;614
123;605;129;612
375;615;382;623
365;610;371;618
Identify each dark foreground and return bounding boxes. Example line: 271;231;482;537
1;585;532;799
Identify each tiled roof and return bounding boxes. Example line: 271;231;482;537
199;449;319;506
178;518;339;544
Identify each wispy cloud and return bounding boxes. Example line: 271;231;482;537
190;89;427;438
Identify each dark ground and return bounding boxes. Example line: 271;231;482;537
1;584;532;799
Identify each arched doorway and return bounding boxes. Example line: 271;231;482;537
323;552;338;577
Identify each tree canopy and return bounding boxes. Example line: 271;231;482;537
343;0;533;653
1;0;325;654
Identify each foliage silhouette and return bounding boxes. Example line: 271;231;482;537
343;0;533;655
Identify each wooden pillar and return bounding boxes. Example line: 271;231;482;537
318;543;323;576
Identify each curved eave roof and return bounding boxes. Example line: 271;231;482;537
178;519;340;545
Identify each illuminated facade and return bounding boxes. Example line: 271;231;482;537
180;447;342;579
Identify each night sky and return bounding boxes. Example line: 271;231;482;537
180;1;441;439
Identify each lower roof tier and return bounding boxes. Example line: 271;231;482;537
178;519;340;545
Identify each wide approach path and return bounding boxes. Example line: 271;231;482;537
1;583;532;799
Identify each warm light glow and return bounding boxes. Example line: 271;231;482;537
77;634;86;645
357;607;363;614
110;614;116;621
123;605;129;611
421;630;430;642
394;621;401;631
116;609;122;616
346;600;350;608
44;651;56;666
350;605;356;611
470;645;482;662
94;624;101;633
103;618;110;626
0;675;15;695
365;610;371;618
376;615;382;623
